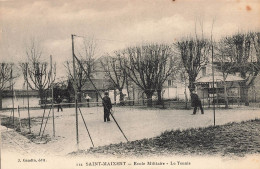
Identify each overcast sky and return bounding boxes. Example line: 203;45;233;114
0;0;260;86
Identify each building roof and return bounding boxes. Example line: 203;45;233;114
2;89;39;97
82;79;113;91
195;75;244;84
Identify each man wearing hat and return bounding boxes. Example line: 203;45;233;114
191;90;204;115
102;91;112;122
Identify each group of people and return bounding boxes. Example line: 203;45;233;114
101;90;204;123
55;90;204;122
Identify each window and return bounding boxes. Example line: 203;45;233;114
168;80;172;86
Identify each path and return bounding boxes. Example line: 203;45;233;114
1;125;49;155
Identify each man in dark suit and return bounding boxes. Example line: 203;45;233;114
102;92;112;122
191;91;204;115
57;95;63;112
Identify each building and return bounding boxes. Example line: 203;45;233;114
80;56;188;105
194;63;246;107
1;89;39;109
195;74;244;107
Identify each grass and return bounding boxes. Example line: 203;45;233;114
69;119;260;157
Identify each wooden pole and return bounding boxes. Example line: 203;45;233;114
50;55;55;137
17;105;22;130
41;107;52;138
39;104;47;136
132;86;135;105
209;19;216;125
26;63;31;133
72;34;79;148
11;65;15;128
203;88;204;107
212;44;216;126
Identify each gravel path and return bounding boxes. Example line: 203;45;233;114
1;125;49;155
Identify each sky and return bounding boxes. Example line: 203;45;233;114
0;0;260;87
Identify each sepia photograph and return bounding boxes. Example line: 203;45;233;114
0;0;260;169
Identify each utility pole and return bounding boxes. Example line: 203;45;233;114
50;55;55;137
210;19;216;126
26;63;31;133
212;44;216;126
10;64;15;128
72;34;79;148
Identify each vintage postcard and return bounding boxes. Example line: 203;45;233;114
1;0;260;169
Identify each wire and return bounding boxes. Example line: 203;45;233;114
74;34;125;43
78;107;95;147
73;34;140;44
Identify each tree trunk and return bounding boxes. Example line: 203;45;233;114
145;91;153;107
39;88;44;103
244;87;249;106
240;81;249;106
0;90;2;109
157;89;163;105
188;76;196;94
125;77;131;106
184;85;188;109
39;88;45;108
78;89;82;102
119;88;124;106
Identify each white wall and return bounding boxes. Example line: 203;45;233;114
109;89;128;104
163;83;190;101
2;97;40;109
108;83;191;104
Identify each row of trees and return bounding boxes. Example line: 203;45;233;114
66;41;180;106
99;44;179;106
214;32;260;107
96;32;259;107
0;40;56;108
0;32;259;108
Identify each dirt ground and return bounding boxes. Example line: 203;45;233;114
1;106;260;157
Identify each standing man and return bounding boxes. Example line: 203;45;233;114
57;95;63;112
85;94;91;107
191;90;204;115
102;92;112;122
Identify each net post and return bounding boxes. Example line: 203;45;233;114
72;34;79;149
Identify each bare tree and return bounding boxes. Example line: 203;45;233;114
252;32;260;59
65;59;93;102
214;38;238;108
222;33;259;106
0;63;14;91
176;37;210;94
100;52;127;105
20;39;56;104
123;43;178;107
0;63;16;109
65;38;96;102
154;48;179;104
